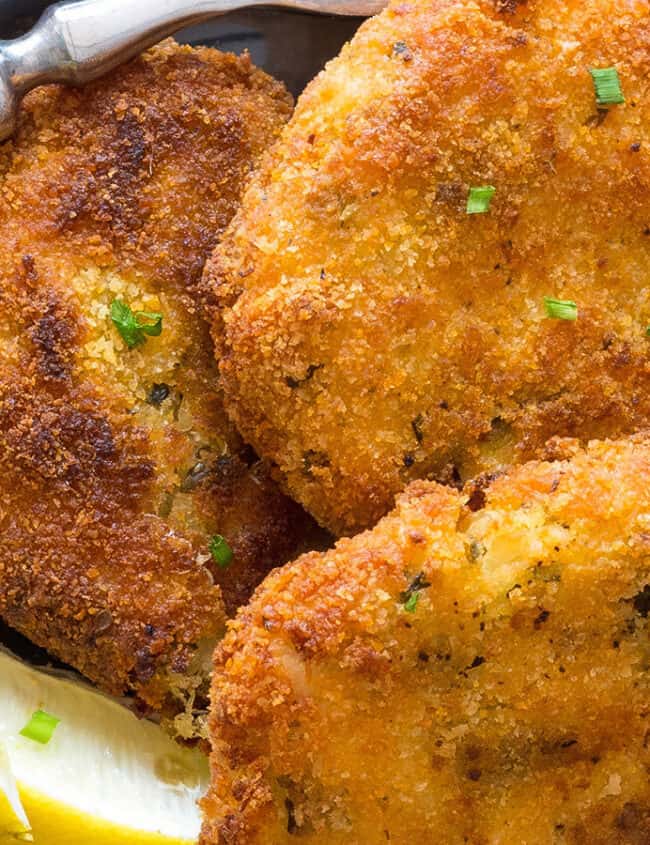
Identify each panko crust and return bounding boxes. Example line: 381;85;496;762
206;0;650;534
0;40;310;713
202;433;650;844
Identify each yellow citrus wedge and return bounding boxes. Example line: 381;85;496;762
0;649;208;845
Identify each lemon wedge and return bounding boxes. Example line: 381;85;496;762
0;649;208;845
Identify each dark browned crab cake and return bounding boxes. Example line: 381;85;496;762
0;39;317;738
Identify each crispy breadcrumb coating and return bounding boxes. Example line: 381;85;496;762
0;40;312;722
206;0;650;534
202;434;650;844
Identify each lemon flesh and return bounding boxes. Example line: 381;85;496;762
0;650;208;845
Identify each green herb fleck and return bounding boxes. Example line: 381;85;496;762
209;534;233;568
147;383;170;407
543;297;577;321
111;299;163;348
400;571;431;614
466;186;496;215
589;67;625;107
411;414;424;444
392;41;413;61
467;539;486;561
20;710;60;745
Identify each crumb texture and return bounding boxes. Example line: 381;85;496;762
0;40;308;716
206;0;650;534
201;434;650;844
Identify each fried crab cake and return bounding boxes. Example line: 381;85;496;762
0;40;313;731
206;0;650;534
201;434;650;844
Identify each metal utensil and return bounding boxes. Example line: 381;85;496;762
0;0;386;141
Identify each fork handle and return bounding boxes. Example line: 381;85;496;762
0;0;383;141
2;0;381;91
2;0;269;92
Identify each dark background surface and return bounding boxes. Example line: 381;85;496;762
0;1;360;664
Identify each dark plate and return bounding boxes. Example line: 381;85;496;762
0;1;360;665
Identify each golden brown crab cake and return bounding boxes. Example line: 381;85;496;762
201;434;650;844
206;0;650;535
0;39;312;730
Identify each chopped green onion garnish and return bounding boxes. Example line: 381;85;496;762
110;299;163;349
466;185;496;215
589;67;625;107
209;534;233;568
645;326;650;337
400;571;430;613
20;710;60;745
543;297;578;321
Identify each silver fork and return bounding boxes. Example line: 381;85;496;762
0;0;386;141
